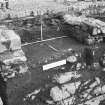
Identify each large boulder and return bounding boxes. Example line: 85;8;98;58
0;29;21;53
53;71;81;84
50;81;81;102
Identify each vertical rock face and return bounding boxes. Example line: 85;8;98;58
0;27;28;76
0;27;30;105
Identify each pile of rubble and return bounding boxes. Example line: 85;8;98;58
25;63;105;105
0;26;28;79
50;71;105;105
66;1;105;15
46;48;105;105
22;49;105;105
63;14;105;45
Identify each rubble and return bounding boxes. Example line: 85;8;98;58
23;89;41;101
79;94;105;105
63;14;105;45
53;71;81;84
57;97;75;105
0;50;27;65
63;14;83;25
0;5;105;105
49;64;105;105
50;71;81;102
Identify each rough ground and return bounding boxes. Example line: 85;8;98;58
1;1;105;105
6;35;105;105
5;14;105;105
